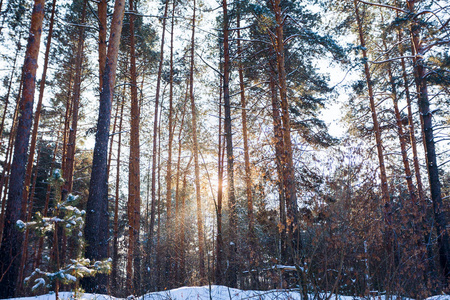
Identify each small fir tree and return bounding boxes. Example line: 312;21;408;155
20;169;110;298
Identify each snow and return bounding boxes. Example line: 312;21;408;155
64;274;77;282
16;220;26;230
2;286;449;300
31;278;46;291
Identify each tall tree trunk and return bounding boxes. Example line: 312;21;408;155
111;96;124;292
107;91;121;180
149;0;169;263
353;0;391;218
397;24;431;284
125;90;135;296
407;0;450;280
353;0;392;294
98;0;107;89
126;0;141;292
383;35;429;292
269;73;287;263
0;33;22;150
61;73;74;178
271;1;308;297
156;110;163;289
398;31;424;206
0;84;22;246
179;157;192;285
271;0;301;266
84;0;126;292
63;0;87;194
0;0;45;295
166;0;175;224
174;84;188;285
144;159;151;290
222;0;237;287
381;41;415;202
57;2;87;271
21;0;56;220
189;0;206;282
215;55;224;285
165;0;176;285
237;0;253;239
0;136;15;246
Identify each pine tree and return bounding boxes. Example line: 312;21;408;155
0;0;45;295
22;170;110;299
84;0;126;292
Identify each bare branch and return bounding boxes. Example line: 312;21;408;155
86;0;102;25
195;51;222;77
227;24;252;31
422;39;450;52
370;55;416;64
358;0;408;13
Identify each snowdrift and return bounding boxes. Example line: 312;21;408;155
2;286;450;300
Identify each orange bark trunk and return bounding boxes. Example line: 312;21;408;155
0;0;46;295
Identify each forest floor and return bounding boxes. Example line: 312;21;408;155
3;286;450;300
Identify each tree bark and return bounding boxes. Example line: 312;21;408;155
107;91;121;180
0;33;22;151
0;0;45;295
126;0;141;292
353;0;391;220
166;0;175;224
270;73;287;263
396;24;432;284
271;0;300;265
63;0;87;194
98;0;107;89
237;3;253;240
174;83;188;285
381;39;415;202
222;0;238;287
215;54;224;285
398;32;424;206
84;0;126;292
61;73;74;179
179;157;192;285
111;96;124;292
407;0;450;279
156;109;163;289
353;0;393;294
21;0;56;221
0;81;22;247
148;0;169;263
188;0;206;283
166;0;177;285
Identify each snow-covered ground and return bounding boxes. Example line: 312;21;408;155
3;286;450;300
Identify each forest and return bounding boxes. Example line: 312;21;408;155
0;0;449;298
